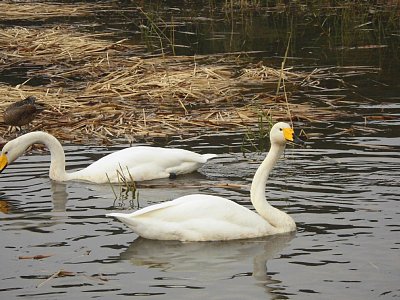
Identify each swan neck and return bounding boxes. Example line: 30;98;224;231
250;144;284;200
250;143;295;232
27;132;69;181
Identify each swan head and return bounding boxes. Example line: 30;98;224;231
270;122;303;146
0;135;31;173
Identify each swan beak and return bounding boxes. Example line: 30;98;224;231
283;128;305;146
0;154;8;173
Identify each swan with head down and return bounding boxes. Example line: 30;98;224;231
0;131;217;183
107;122;304;241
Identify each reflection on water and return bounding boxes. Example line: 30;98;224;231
50;181;68;212
0;127;399;299
119;234;294;298
122;233;294;276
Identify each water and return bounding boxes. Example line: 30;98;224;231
1;120;399;299
1;1;400;299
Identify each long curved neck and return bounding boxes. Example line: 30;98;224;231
250;143;295;232
22;132;70;181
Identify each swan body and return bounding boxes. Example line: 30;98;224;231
0;131;217;183
107;122;302;241
108;194;284;241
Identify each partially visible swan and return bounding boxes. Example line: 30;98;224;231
107;122;304;241
0;131;217;183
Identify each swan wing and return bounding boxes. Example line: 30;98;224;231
71;147;216;183
107;194;274;241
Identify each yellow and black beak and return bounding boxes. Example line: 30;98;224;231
282;128;305;146
0;154;8;173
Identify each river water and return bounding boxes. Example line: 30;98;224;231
1;1;399;299
1;120;399;299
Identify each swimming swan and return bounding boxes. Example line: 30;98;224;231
0;131;217;183
107;122;304;241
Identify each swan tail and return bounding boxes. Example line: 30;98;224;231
106;212;138;227
202;154;217;161
106;212;128;220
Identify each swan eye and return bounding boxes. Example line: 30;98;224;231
279;128;283;131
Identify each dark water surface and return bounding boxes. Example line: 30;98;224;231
1;1;400;299
1;121;399;299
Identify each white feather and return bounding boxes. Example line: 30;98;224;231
0;132;216;183
107;122;299;241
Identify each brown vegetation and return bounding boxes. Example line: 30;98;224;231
0;4;378;145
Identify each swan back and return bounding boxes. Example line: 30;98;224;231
107;194;276;241
72;146;217;183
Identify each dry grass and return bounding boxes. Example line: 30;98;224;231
0;2;106;20
0;25;377;144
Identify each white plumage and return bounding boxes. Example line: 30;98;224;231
0;131;216;183
107;122;303;241
108;194;277;241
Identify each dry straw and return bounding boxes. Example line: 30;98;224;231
0;2;105;20
0;24;376;144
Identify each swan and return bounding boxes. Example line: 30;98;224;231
107;122;304;241
0;131;217;183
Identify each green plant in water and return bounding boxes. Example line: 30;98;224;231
138;7;176;55
107;164;140;210
241;110;273;155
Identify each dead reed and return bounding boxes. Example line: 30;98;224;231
0;26;377;144
0;2;106;20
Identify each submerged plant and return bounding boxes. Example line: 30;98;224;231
138;7;176;55
107;165;139;209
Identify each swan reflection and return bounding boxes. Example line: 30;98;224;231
120;233;295;284
50;180;68;212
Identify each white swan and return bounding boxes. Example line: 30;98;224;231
107;122;303;241
0;131;217;183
